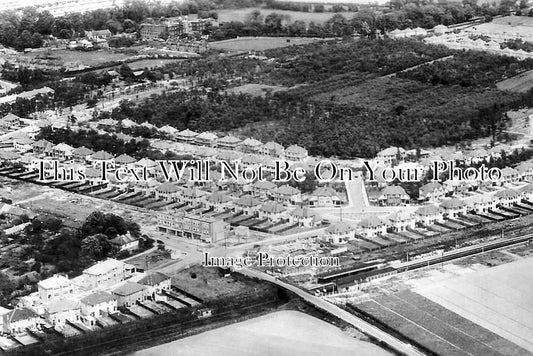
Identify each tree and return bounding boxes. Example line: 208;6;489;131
80;233;113;261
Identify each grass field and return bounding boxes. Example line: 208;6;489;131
497;69;533;93
416;256;533;353
22;49;132;67
216;7;358;25
225;83;288;96
210;36;325;51
136;310;391;356
352;290;530;356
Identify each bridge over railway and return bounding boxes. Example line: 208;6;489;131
239;268;424;356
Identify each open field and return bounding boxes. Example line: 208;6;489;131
20;48;132;67
352;290;531;356
216;7;358;25
416;256;533;353
128;58;184;71
497;69;533;93
225;83;288;96
170;265;262;301
135;310;391;356
210;36;325;51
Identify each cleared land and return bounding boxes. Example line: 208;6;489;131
225;83;288;96
210;36;324;51
497;69;533;93
135;310;391;356
416;256;533;353
216;8;358;24
352;290;531;356
20;49;132;67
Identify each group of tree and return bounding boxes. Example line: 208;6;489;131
36;126;152;158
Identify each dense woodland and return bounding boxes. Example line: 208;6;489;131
100;38;533;158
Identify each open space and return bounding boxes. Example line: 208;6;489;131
210;36;325;51
135;310;391;356
497;69;533;93
216;8;358;25
415;256;533;353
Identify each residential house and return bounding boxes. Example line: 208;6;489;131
204;191;233;212
32;139;53;155
521;183;533;201
259;202;287;222
217;135;242;150
1;308;41;334
419;181;446;202
115;153;137;169
415;205;444;225
43;299;80;326
466;148;490;165
51;143;74;160
358;216;387;237
240;138;263;153
234;195;262;216
159;125;179;137
378;185;410;206
262;141;284;157
155;182;180;201
120;119;138;128
85;29;112;41
251;180;277;198
284;145;308;162
137;272;172;300
463;193;495;213
38;274;74;302
72;146;94;162
308;187;343;207
440;198;466;218
111;282;148;307
272;184;301;205
181;187;206;205
194;132;218;147
110;233;140;251
97;118;118;131
83;259;128;289
0;113;22;130
516;161;533;181
89;150;114;167
376;147;405;165
322;221;355;244
13;137;34;152
494;188;520;207
501;167;520;184
80;291;117;326
136;158;158;177
386;211;416;232
177;129;198;142
289;206;320;227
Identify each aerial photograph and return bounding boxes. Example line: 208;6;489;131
1;0;533;355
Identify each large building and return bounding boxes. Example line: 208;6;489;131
140;23;168;40
82;259;130;289
157;212;227;243
38;275;74;302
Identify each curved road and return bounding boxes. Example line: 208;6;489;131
240;268;424;356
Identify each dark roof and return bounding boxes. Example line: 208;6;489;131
112;282;146;296
7;308;39;323
80;290;116;306
137;272;170;287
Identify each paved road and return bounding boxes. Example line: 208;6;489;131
240;268;424;356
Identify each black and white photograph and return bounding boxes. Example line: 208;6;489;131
0;0;532;355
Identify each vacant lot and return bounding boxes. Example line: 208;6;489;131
136;310;391;356
210;36;325;51
225;83;288;97
22;49;132;67
497;69;533;93
416;256;533;353
352;290;530;356
216;7;358;25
